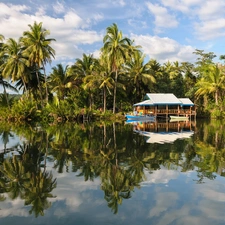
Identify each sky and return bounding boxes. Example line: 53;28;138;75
1;0;225;72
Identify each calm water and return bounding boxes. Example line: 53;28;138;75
0;119;225;225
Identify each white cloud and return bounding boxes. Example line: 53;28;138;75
198;0;225;21
53;1;65;14
146;2;178;29
0;3;102;64
160;0;203;13
142;168;179;185
132;34;196;63
195;18;225;40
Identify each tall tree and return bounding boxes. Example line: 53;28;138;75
83;55;114;112
195;64;225;106
126;51;155;101
72;54;96;109
48;64;75;100
1;38;28;94
102;23;134;114
21;21;55;105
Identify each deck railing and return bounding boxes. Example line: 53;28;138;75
140;109;196;115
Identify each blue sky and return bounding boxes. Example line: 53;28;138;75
1;0;225;71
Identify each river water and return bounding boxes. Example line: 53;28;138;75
0;119;224;225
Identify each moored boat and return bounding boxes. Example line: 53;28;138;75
125;114;156;121
169;115;189;121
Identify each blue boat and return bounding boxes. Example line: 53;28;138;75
125;114;156;121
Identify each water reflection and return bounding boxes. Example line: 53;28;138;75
0;120;224;224
128;119;195;144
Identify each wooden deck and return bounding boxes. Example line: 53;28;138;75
133;120;196;133
136;108;196;118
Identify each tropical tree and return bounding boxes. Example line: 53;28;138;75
1;38;27;95
0;156;30;199
48;63;75;100
126;51;155;101
102;23;135;113
15;66;44;101
148;59;164;93
83;55;114;112
195;64;225;106
72;54;96;109
0;76;18;107
181;62;196;98
21;21;55;105
164;61;185;97
24;171;56;217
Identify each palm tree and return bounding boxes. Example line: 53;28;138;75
102;23;134;114
83;55;114;112
24;171;56;217
0;76;18;107
15;66;44;100
195;64;225;105
1;38;28;94
48;64;75;100
21;21;56;105
147;59;163;93
0;156;30;199
126;51;155;101
72;54;96;109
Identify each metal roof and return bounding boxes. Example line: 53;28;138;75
178;98;194;106
145;93;182;104
133;93;194;106
133;99;154;106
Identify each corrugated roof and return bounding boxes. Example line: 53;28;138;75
133;93;195;106
179;98;194;106
146;93;182;104
133;99;154;106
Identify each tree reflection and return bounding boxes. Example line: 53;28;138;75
0;156;30;199
24;171;56;217
0;129;57;217
1;119;225;214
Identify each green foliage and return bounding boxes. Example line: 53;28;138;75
10;96;38;120
46;98;78;119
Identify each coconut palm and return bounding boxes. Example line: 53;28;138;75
102;23;134;114
72;54;96;109
1;38;27;94
0;156;30;199
48;63;75;100
195;64;225;105
83;56;114;112
126;51;155;101
15;66;44;100
0;76;18;107
21;21;55;105
24;170;56;217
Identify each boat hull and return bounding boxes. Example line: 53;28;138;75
169;116;189;121
125;114;155;121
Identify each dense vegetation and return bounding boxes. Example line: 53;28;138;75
0;22;225;122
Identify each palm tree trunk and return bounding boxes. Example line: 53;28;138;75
3;83;9;108
43;65;48;104
113;122;118;167
215;90;218;105
113;70;118;114
36;70;43;107
103;85;106;113
21;76;28;97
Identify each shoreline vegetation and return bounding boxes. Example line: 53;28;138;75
1;22;225;123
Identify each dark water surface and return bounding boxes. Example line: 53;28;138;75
0;119;225;225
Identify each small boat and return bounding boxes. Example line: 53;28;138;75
169;116;189;121
125;114;156;121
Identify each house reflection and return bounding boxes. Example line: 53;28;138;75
127;119;195;144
